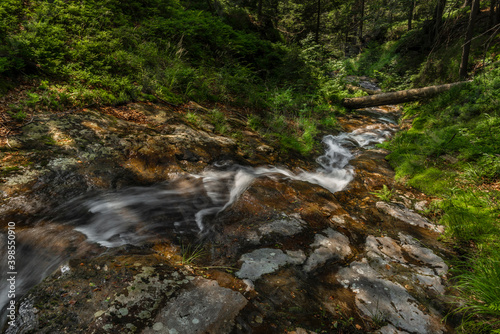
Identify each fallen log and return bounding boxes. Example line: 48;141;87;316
342;81;469;109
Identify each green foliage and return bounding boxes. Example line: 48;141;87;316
319;114;337;128
208;109;229;134
7;106;27;121
453;249;500;333
370;185;395;202
412;43;462;86
347;36;421;90
0;0;297;107
383;66;500;331
185;112;201;126
247;115;262;132
0;0;358;161
0;0;351;145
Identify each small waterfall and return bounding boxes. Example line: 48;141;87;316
0;107;399;327
63;133;356;247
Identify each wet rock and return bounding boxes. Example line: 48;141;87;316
365;234;447;295
289;328;318;334
376;202;445;233
399;233;448;276
242;214;306;244
366;235;406;264
4;298;38;334
303;228;351;272
337;259;445;334
143;277;247;334
359;80;382;92
4;255;194;333
3;169;41;187
376;324;410;334
236;248;306;281
258;214;305;237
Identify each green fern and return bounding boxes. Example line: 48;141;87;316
370;185;394;202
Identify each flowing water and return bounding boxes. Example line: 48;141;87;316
0;106;399;329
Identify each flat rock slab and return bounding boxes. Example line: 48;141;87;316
376;202;445;233
365;234;447;295
337;259;445;334
376;324;410;334
258;214;305;237
142;277;247;334
245;214;306;244
366;235;406;264
236;248;306;281
303;228;352;272
399;233;448;276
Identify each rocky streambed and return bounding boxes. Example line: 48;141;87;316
1;100;455;333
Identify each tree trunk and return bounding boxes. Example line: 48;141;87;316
344;28;349;56
459;0;480;79
315;0;321;43
342;82;469;109
497;1;500;24
359;0;365;41
408;0;416;31
206;0;213;12
490;0;497;26
464;0;472;6
432;0;447;42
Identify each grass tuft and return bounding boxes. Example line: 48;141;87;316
180;242;206;265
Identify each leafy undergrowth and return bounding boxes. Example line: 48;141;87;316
381;66;500;333
0;0;361;156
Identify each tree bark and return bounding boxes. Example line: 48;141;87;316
315;0;321;43
206;0;213;13
459;0;480;79
342;82;469;109
432;0;447;42
497;1;500;24
408;0;416;31
359;0;365;41
490;0;497;26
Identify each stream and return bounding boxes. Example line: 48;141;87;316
0;100;452;333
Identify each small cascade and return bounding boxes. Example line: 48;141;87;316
0;105;400;328
68;132;356;247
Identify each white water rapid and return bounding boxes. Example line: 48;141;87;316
71;133;357;247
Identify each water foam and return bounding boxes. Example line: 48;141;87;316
71;133;356;247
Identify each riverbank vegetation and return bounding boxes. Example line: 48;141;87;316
1;0;499;332
381;68;500;333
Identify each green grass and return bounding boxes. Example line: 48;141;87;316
452;249;500;333
180;242;206;265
